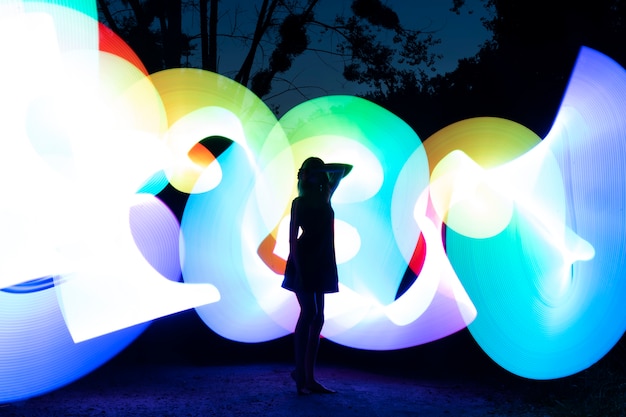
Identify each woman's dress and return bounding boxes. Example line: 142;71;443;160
282;195;339;294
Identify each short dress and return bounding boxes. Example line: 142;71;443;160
282;196;339;294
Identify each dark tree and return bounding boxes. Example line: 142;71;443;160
378;0;626;139
98;0;194;72
97;0;443;103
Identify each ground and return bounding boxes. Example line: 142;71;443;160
1;362;541;417
1;311;624;416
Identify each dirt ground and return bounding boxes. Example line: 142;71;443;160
0;311;622;417
0;362;542;417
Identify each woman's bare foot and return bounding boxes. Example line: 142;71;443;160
290;370;312;395
307;381;336;394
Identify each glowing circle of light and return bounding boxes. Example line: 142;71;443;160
0;1;219;402
442;46;626;379
153;69;297;342
272;96;476;349
0;1;147;402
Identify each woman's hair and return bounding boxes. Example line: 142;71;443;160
297;157;329;198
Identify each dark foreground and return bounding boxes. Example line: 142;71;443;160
1;311;625;417
1;362;538;417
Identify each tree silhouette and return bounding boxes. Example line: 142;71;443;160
97;0;193;72
97;0;443;102
374;0;626;139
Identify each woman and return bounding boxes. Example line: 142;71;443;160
282;156;352;395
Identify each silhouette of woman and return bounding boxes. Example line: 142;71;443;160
282;156;352;395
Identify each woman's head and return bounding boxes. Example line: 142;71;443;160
297;157;329;197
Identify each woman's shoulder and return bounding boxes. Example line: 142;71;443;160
292;196;308;209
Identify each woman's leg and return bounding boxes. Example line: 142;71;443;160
293;292;316;392
304;292;324;385
294;291;334;393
